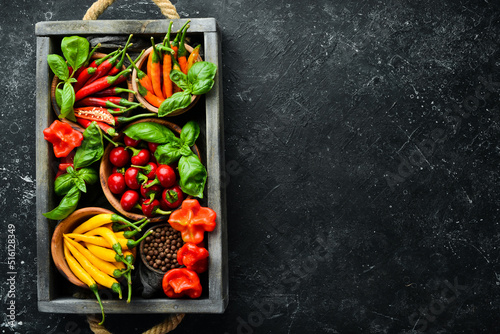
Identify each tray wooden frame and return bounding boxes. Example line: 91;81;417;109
35;18;227;314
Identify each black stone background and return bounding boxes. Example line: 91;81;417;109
1;0;499;333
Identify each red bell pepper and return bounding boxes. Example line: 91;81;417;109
43;120;83;158
162;268;202;298
177;243;209;273
168;199;216;244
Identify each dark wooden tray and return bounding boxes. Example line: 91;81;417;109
35;18;227;314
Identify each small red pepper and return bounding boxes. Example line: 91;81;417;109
177;243;209;273
168;199;216;244
162;268;202;298
43;120;84;158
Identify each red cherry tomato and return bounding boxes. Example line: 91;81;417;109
109;147;130;167
108;172;126;194
148;142;160;154
120;190;139;211
124;135;141;147
155;164;176;188
131;148;150;166
160;185;184;210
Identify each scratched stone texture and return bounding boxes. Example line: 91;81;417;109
1;0;500;333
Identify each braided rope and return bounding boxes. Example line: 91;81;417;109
83;0;179;20
87;313;185;334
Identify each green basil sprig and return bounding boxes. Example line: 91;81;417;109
47;35;90;121
158;61;217;117
44;122;103;220
123;121;207;198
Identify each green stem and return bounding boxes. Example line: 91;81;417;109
90;284;105;325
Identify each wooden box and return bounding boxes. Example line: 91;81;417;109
35;19;228;314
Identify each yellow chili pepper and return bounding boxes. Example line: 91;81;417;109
83;227;124;255
64;236;124;278
72;213;139;234
64;244;105;325
64;237;122;299
85;242;134;271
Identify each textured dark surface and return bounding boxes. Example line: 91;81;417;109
1;0;500;333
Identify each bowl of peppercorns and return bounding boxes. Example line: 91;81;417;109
139;223;184;274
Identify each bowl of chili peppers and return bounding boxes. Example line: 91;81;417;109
130;21;204;117
50;50;137;134
99;118;202;223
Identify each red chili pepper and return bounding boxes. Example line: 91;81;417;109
75;117;117;137
177;243;209;273
73;67;97;92
168;199;216;244
162;268;202;299
76;96;125;110
43;120;83;158
96;96;140;108
85;48;123;85
73;107;116;126
75;68;131;101
91;87;135;97
107;34;133;77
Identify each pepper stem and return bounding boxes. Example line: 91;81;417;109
116;112;157;125
90;285;105;325
122;220;150;238
111;214;142;231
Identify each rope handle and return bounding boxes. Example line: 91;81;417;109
83;0;180;20
87;313;185;334
83;1;183;332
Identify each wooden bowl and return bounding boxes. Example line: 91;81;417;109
138;223;184;275
50;52;135;131
131;44;202;116
51;207;114;289
99;118;201;223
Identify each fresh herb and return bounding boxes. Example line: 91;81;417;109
123;121;207;198
158;61;217;117
47;36;90;121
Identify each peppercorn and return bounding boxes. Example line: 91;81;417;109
141;224;183;272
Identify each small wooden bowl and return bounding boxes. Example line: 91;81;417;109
138;223;184;275
131;44;202;116
99;118;201;223
51;207;114;289
50;52;135;131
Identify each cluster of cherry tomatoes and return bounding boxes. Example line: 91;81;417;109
107;135;184;217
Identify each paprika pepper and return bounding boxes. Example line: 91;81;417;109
162;268;202;298
43;120;84;158
177;243;209;273
168;199;216;244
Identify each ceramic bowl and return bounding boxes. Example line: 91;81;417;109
131;44;202;116
51;207;114;289
138;223;184;275
50;52;135;130
99;118;201;223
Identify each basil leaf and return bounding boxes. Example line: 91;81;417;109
47;54;69;81
77;167;98;185
123;122;178;143
154;142;182;165
74;122;103;169
178;154;207;198
187;61;217;83
179;144;192;157
158;91;192;117
180;121;200;147
169;70;191;92
55;88;63;108
191;79;214;95
54;173;75;196
61;36;89;71
59;82;76;121
43;186;81;220
75;178;87;193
